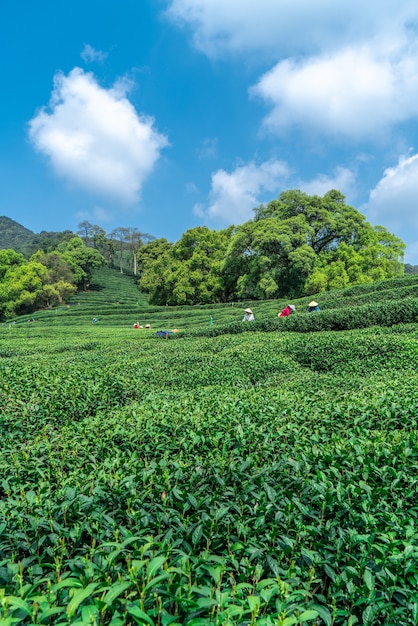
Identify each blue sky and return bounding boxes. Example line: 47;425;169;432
1;1;418;261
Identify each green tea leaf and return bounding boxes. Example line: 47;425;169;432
147;555;166;579
127;604;155;625
298;609;319;622
103;582;132;606
66;583;100;618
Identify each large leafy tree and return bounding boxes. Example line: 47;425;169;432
221;216;317;300
30;250;77;305
305;227;406;294
0;249;26;280
0;237;107;319
58;237;106;289
254;189;370;254
134;189;405;305
139;227;232;305
136;239;174;304
245;189;405;298
0;261;48;317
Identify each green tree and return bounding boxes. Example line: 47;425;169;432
138;189;405;304
0;261;48;318
139;227;232;305
0;249;26;280
31;250;76;284
123;228;154;276
304;227;405;294
29;230;74;254
58;237;106;289
222;216;316;299
254;189;369;254
30;250;77;305
109;227;130;274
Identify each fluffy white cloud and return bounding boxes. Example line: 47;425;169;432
251;43;418;138
165;0;416;57
29;68;168;203
365;152;418;228
167;1;418;139
363;152;418;261
194;159;289;224
298;167;356;199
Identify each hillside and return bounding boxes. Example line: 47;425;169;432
9;265;418;334
0;215;35;254
2;266;418;623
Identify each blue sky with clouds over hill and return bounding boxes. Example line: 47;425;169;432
1;0;418;260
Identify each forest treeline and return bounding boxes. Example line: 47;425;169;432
0;238;105;320
0;221;154;319
0;189;409;317
137;189;406;305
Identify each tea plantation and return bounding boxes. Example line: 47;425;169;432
2;268;418;625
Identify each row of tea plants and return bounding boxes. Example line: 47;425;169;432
2;319;418;624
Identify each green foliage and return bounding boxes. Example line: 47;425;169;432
2;268;418;623
3;313;418;623
59;237;107;289
29;229;76;255
139;227;232;305
254;189;369;252
0;249;26;279
0;238;106;320
138;190;405;305
0;259;48;318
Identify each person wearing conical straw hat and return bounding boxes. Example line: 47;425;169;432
242;308;255;321
307;300;320;313
278;304;295;317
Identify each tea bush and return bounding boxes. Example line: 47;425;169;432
2;269;418;624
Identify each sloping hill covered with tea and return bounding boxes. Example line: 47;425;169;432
2;269;418;624
12;265;418;333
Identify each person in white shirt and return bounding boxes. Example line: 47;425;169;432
242;308;255;321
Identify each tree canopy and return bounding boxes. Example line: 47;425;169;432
138;190;405;305
0;237;106;320
139;227;232;305
0;189;406;315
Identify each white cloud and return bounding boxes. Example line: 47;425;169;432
165;0;416;58
365;152;418;228
363;152;418;261
298;167;356;199
251;43;418;139
167;1;418;139
29;68;168;204
81;44;108;63
194;159;289;224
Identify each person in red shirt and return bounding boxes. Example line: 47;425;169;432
278;304;296;317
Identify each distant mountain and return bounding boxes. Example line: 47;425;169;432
0;216;76;257
0;216;35;255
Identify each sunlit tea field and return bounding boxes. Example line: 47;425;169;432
2;268;418;625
